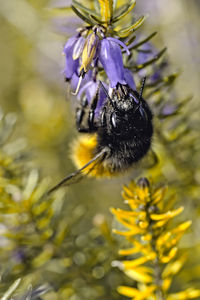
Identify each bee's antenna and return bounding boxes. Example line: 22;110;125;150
139;76;146;100
99;81;110;99
99;81;114;107
132;76;147;114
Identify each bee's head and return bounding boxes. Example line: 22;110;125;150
105;84;153;137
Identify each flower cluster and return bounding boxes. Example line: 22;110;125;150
63;0;166;118
111;178;200;300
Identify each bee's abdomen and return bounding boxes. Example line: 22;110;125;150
99;137;152;173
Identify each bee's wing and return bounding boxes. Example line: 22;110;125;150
47;148;107;195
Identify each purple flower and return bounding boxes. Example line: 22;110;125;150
73;36;86;60
64;31;136;96
96;83;108;116
63;35;80;80
78;80;98;103
99;37;129;88
78;80;108;116
124;68;136;90
70;70;93;94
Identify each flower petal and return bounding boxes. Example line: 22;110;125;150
95;83;108;116
99;38;126;88
124;68;136;90
107;37;130;55
73;36;86;60
63;35;79;80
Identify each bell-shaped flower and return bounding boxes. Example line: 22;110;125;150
70;33;99;96
99;37;130;88
72;36;85;60
70;70;93;95
124;68;136;90
78;80;108;117
78;80;98;103
63;35;81;80
95;83;108;116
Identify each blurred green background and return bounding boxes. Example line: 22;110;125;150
1;0;200;299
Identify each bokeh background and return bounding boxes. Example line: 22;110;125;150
0;0;200;299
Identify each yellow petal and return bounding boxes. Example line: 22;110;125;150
124;199;138;210
123;253;156;269
117;286;140;297
136;187;150;202
160;247;178;264
157;221;191;250
152;187;167;205
162;254;187;278
127;238;153;256
111;207;139;218
141;233;152;241
162;277;172;292
138;221;149;229
119;239;152;256
119;247;139;256
125;267;153;283
156;232;172;248
152;219;170;228
151;207;184;221
167;288;200;300
122;184;135;199
113;217;137;230
118;285;156;298
171;221;192;234
110;207;139;229
113;227;143;236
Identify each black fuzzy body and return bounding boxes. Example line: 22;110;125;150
48;84;153;193
96;85;153;173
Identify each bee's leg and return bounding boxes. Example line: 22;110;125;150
88;91;99;131
76;86;101;132
76;107;88;132
75;95;89;132
76;92;99;133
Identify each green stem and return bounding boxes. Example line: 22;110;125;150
145;202;165;300
153;256;165;300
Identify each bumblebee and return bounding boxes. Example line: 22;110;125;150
48;79;153;194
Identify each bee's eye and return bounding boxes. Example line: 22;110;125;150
111;112;117;128
139;106;148;122
110;112;122;134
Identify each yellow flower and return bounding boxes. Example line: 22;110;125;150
111;178;200;299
